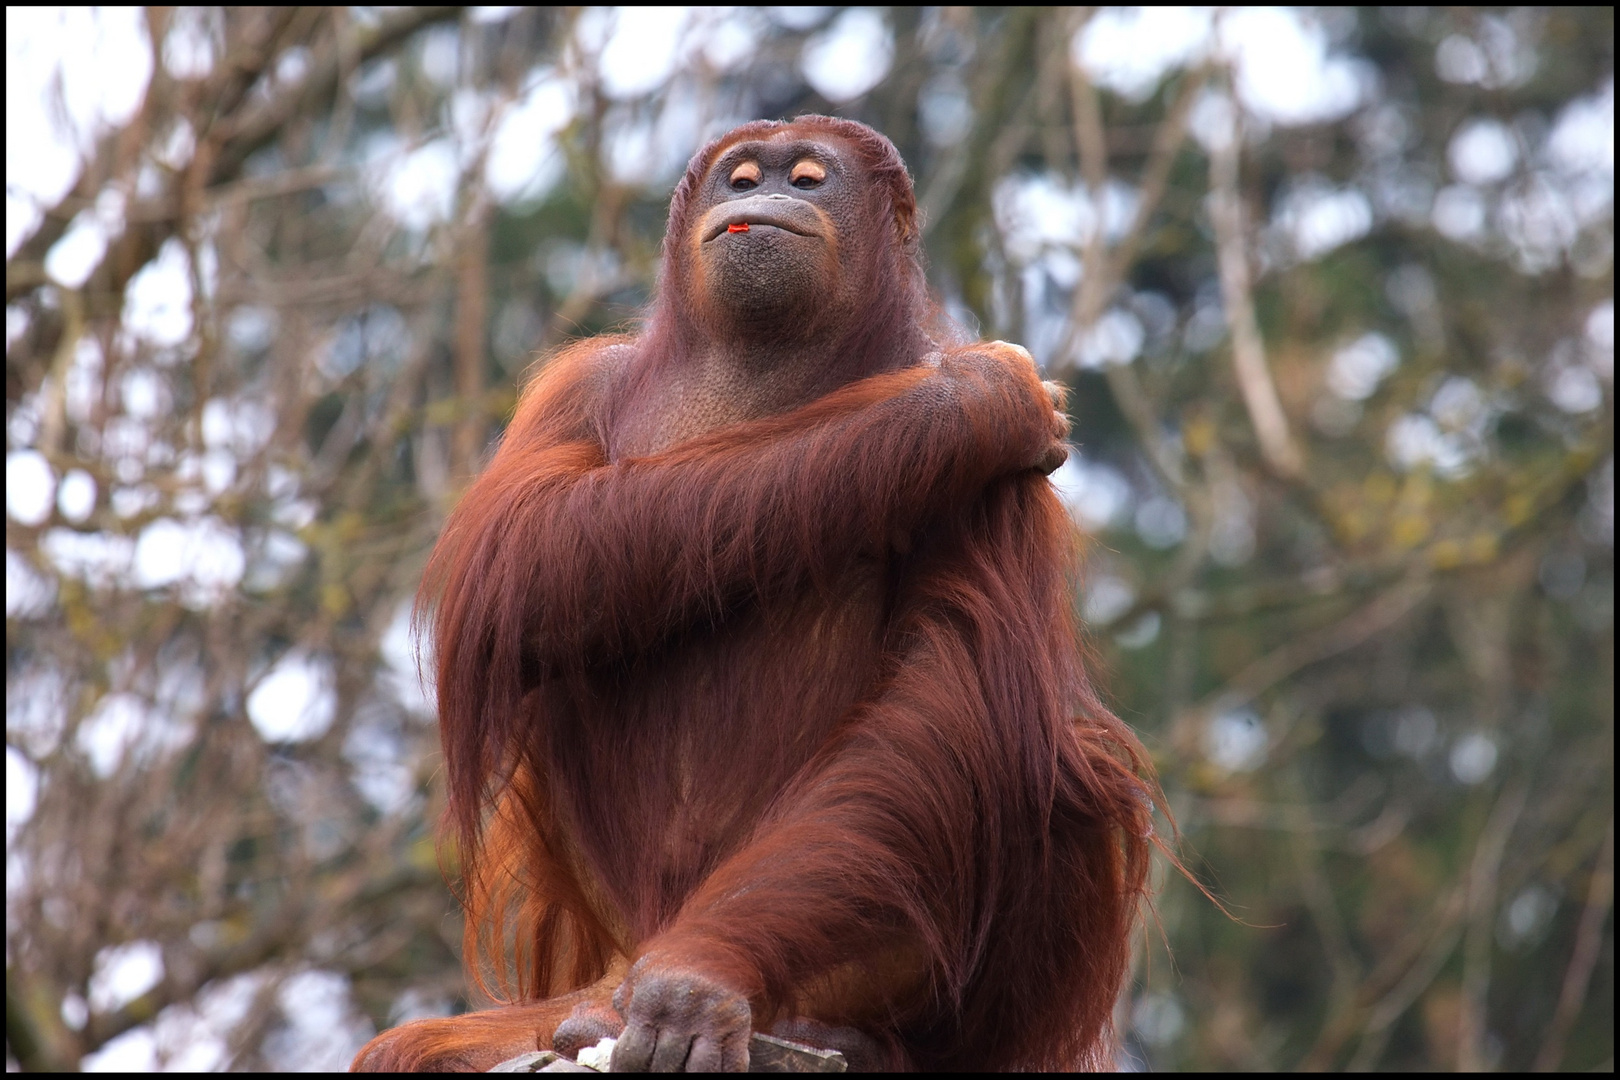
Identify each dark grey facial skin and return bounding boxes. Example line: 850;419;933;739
692;140;868;343
612;138;886;459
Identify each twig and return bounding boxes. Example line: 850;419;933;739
6;7;458;313
1457;780;1529;1071
917;8;1046;236
1177;570;1432;747
1101;65;1208;309
6;967;65;1072
1058;47;1210;531
207;7;460;184
1064;64;1189;487
454;198;491;477
1206;89;1303;479
1534;814;1615;1071
1282;768;1361;1063
1341;891;1467;1070
1308;782;1524;1070
4;8;298;303
206;164;345;207
540;183;632;349
1057;58;1206;363
35;285;84;456
1069;38;1109;322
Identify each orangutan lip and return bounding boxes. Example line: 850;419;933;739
702;218;817;242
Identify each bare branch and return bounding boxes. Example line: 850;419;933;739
453;201;490;478
1057;49;1213;526
1457;780;1529;1071
208;7;459;184
1064;12;1128;345
6;6;458;315
1535;815;1615;1071
7;966;67;1072
917;8;1047;236
1175;571;1433;750
1335;889;1468;1070
1207;96;1304;479
1283;769;1362;1059
1103;65;1207;302
1057;58;1205;362
4;8;301;303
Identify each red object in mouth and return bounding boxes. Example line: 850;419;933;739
727;222;749;233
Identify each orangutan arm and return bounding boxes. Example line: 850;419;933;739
422;340;1063;809
495;341;1066;673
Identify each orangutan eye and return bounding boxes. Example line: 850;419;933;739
729;162;761;190
790;160;826;188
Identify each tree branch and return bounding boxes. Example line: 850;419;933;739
1534;814;1615;1071
1207;91;1303;479
1175;570;1432;749
1457;780;1529;1071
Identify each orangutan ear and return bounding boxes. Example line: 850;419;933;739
895;205;918;245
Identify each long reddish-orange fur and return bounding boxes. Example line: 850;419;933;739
354;117;1155;1072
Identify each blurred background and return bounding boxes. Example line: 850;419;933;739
5;6;1612;1072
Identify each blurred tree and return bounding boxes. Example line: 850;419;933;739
6;6;1611;1071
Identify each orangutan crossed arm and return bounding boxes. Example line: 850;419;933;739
433;339;1066;681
